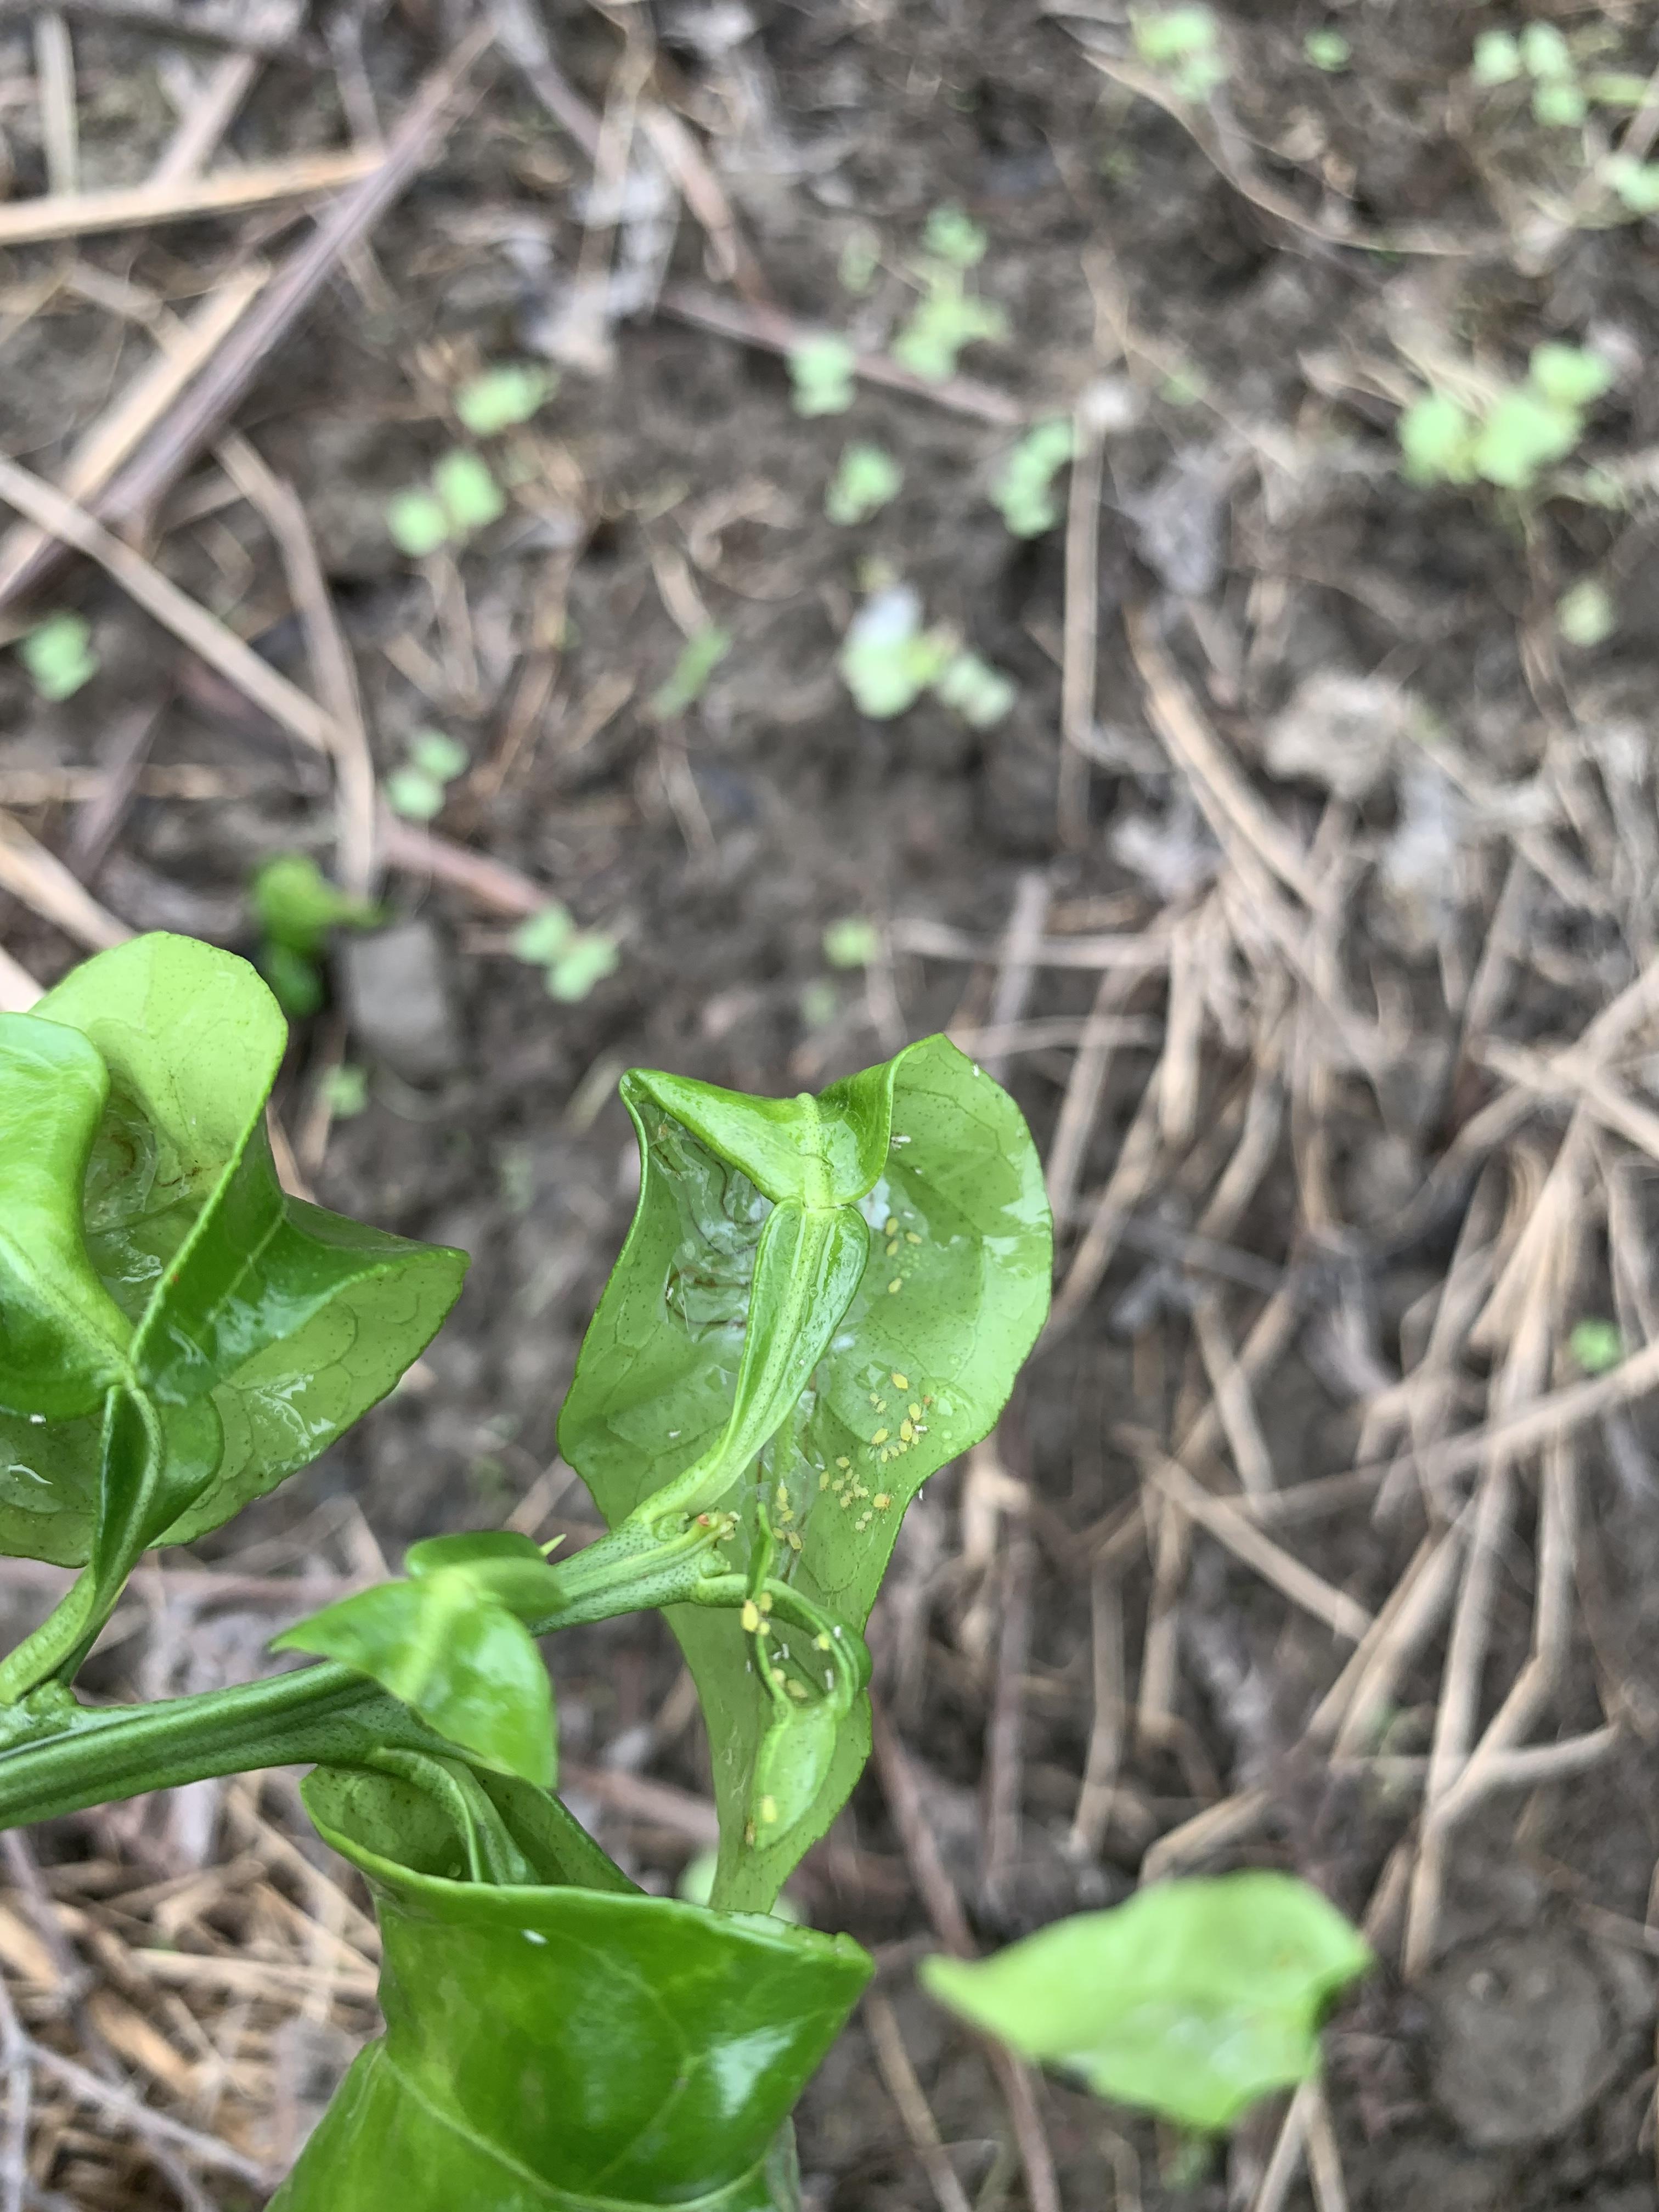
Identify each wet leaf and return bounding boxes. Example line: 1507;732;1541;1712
921;1873;1373;2133
559;1036;1049;1908
272;1765;871;2211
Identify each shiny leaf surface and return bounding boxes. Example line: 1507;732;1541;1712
271;1767;871;2211
559;1036;1049;1908
274;1573;556;1787
921;1873;1374;2132
0;936;466;1566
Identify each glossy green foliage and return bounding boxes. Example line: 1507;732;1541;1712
274;1533;562;1787
921;1873;1372;2133
559;1037;1050;1908
273;1766;872;2212
0;935;466;1568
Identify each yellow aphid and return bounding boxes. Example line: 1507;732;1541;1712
759;1592;774;1613
741;1600;760;1633
873;1492;892;1511
786;1531;803;1553
884;1217;898;1236
899;1419;913;1443
909;1402;922;1420
879;1448;890;1464
759;1796;778;1826
871;1428;889;1446
786;1679;809;1701
887;1242;899;1259
887;1278;902;1295
836;1455;851;1470
744;1819;757;1847
891;1372;909;1389
868;1393;882;1408
815;1633;832;1651
819;1470;832;1491
905;1231;922;1244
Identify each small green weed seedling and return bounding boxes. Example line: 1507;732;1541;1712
454;362;555;436
924;1873;1371;2134
387;450;506;558
511;902;620;1002
18;611;97;701
840;585;1017;726
1570;1317;1623;1374
1471;22;1651;131
650;625;731;719
1557;578;1615;647
1398;342;1613;492
0;929;1053;2205
385;727;470;822
991;419;1074;537
788;335;859;416
826;442;903;526
1132;6;1229;101
1303;27;1350;72
250;853;382;1017
822;917;882;970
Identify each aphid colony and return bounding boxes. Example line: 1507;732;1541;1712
812;1367;933;1532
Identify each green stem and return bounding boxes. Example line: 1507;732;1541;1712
0;1569;98;1708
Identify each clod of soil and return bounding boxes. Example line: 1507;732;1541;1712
1426;1930;1616;2149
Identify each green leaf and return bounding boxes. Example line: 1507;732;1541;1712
933;649;1017;729
839;587;952;718
19;612;97;702
1518;21;1573;82
432;449;505;535
0;936;466;1567
1527;342;1613;410
1302;28;1350;71
251;854;381;958
1133;5;1216;65
1471;29;1521;86
650;625;731;719
991;419;1074;538
891;277;1007;383
822;917;881;969
386;488;451;558
454;363;554;436
558;1037;1050;1909
274;1573;556;1787
1469;390;1581;489
922;204;988;268
1570;1317;1622;1373
257;941;324;1020
409;729;470;783
788;336;857;417
1557;578;1615;647
1532;77;1587;126
512;905;576;965
921;1873;1373;2133
273;1765;872;2212
0;1015;132;1420
1397;391;1479;484
825;442;903;526
384;766;446;822
1604;154;1659;212
547;935;619;1002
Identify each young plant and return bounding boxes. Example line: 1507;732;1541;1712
788;335;859;416
825;442;903;526
511;902;620;1002
385;727;470;822
250;852;382;1017
1132;5;1228;101
1397;342;1613;493
387;451;506;558
0;930;1051;2207
649;624;731;719
991;419;1074;537
454;361;555;436
923;1873;1372;2133
18;611;97;702
839;584;1017;727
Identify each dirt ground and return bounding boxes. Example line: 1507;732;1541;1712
3;0;1659;2205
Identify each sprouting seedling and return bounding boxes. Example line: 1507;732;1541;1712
1570;1317;1623;1373
788;336;858;416
250;853;382;1019
891;259;1007;384
454;363;555;437
18;611;97;701
1601;154;1659;215
991;420;1074;537
1132;6;1228;101
512;902;620;1002
922;204;988;268
822;917;881;970
321;1063;369;1118
650;626;731;719
1471;22;1584;126
1557;579;1615;648
1397;342;1613;493
825;443;903;526
839;585;1017;726
385;728;470;823
1303;27;1350;72
922;1873;1372;2135
387;450;506;557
